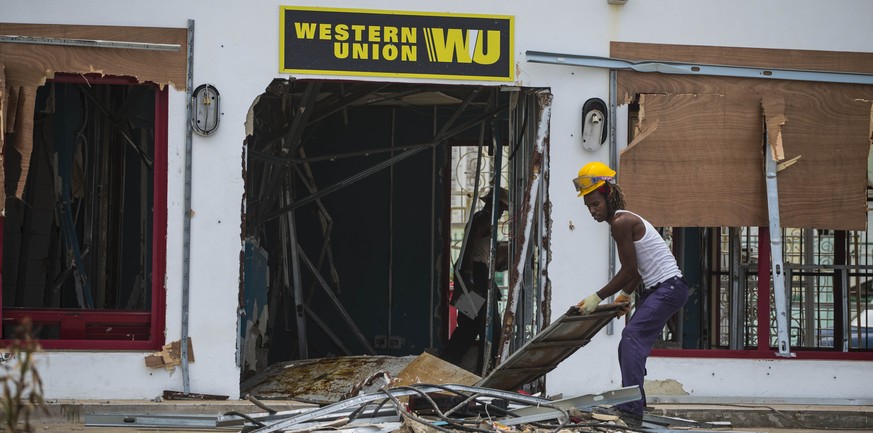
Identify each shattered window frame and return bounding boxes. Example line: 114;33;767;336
1;74;167;350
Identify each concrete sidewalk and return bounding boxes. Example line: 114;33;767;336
25;399;873;432
649;403;872;430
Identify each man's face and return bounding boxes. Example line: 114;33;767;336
582;190;608;223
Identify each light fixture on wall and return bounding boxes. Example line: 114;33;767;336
607;0;628;5
581;98;608;151
192;83;220;136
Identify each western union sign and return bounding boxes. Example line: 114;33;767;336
280;6;514;81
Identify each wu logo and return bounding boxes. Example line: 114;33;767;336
423;29;501;65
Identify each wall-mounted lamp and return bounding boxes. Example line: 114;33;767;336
607;0;628;5
192;83;220;136
581;98;608;152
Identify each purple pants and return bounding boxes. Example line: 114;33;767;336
615;276;689;416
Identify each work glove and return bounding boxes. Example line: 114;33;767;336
613;290;634;317
576;292;602;315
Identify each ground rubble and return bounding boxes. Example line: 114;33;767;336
80;376;726;433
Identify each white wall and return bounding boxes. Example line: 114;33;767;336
6;0;873;401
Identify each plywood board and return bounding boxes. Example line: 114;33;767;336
241;355;417;404
620;92;767;228
0;23;187;89
8;85;36;200
0;64;6;211
393;352;481;387
0;23;186;207
611;41;873;74
611;42;873;230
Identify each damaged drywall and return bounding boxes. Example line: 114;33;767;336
7;86;35;200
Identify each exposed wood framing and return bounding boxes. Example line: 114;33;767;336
7;85;36;200
612;42;873;230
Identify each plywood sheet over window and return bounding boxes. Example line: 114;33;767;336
612;42;873;230
0;23;186;209
621;93;767;227
0;23;187;89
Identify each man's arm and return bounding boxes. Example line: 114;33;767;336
576;214;642;314
595;216;642;299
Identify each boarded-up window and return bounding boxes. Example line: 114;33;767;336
0;23;186;212
613;42;873;230
0;24;181;349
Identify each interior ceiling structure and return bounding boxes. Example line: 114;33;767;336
243;78;508;370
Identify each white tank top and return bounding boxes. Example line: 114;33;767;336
615;210;682;288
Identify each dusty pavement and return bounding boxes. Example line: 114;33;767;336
27;421;873;433
21;400;873;433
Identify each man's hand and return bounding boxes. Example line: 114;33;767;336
613;290;634;317
576;293;603;315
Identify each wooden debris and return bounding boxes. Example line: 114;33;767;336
393;352;481;388
162;390;228;401
144;339;195;369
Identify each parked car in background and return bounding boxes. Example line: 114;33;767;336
817;308;873;349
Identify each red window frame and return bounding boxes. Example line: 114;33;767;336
1;74;167;350
652;227;873;361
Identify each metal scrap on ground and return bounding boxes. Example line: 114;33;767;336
85;350;742;432
90;311;744;432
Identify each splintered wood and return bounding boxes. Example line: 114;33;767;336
0;22;187;210
144;339;195;370
393;352;481;387
612;42;873;230
0;64;5;213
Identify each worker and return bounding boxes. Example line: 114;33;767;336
573;161;688;423
442;186;509;371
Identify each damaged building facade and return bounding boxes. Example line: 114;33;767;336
2;0;872;404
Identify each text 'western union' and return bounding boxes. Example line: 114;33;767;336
294;23;502;64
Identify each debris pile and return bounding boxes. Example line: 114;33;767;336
222;380;647;433
85;353;730;432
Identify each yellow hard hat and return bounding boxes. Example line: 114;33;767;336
572;162;616;197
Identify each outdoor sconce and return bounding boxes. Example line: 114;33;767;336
580;98;608;151
192;83;220;136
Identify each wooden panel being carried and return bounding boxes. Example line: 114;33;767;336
612;42;873;230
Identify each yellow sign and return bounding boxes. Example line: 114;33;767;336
280;6;514;81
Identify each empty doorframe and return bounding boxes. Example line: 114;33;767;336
242;79;552;379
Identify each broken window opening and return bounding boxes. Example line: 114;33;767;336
242;79;551;385
1;74;167;350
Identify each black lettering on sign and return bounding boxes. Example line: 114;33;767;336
280;7;514;81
